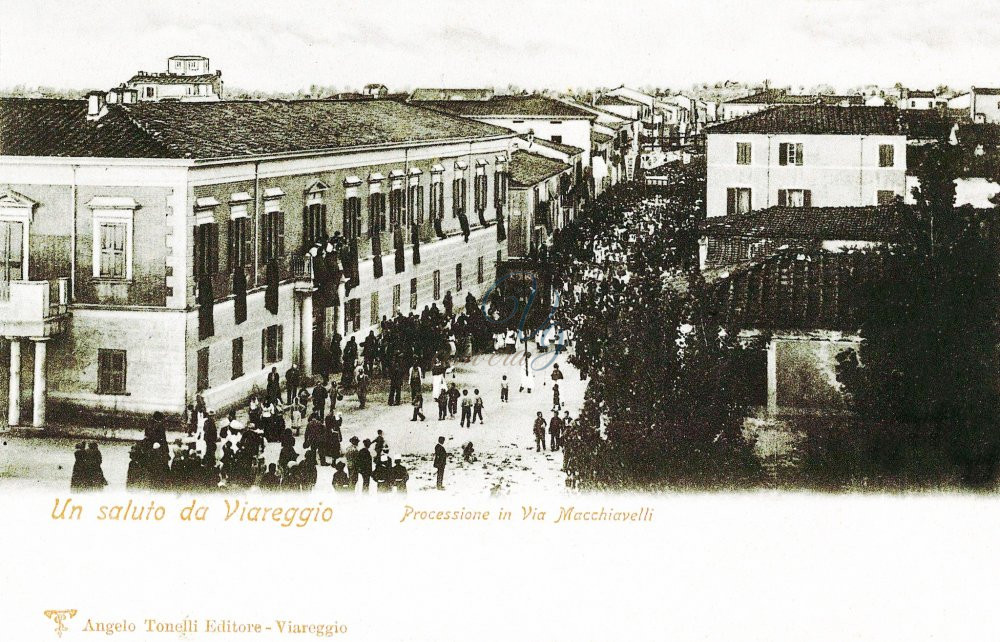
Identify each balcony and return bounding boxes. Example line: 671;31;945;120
290;255;315;292
0;277;70;338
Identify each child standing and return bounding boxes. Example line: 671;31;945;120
472;389;484;425
552;383;561;411
500;375;509;403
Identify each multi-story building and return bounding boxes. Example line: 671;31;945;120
418;95;595;169
705;106;907;218
506;150;574;258
0;95;515;426
124;55;223;102
970;87;1000;123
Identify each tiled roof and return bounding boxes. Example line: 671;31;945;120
0;98;177;158
562;99;635;123
518;134;584;156
725;90;863;106
410;88;494;101
0;97;514;160
705;250;894;331
419;95;594;119
591;131;613;146
706;106;903;136
906;90;937;99
595;95;644;107
127;73;218;85
973;87;1000;96
900;110;958;140
701;206;907;242
509;150;571;187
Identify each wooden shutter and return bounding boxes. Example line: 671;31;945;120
342;199;350;237
320;204;328;239
452;179;459;216
803;190;812;207
276;212;285;256
777;189;787;207
226;220;235;272
277;324;283;361
726;188;736;215
794;143;803;166
242;218;251;268
262;213;272;261
778;143;788;166
208;223;219;275
261;327;267;368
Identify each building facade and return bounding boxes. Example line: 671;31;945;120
0;96;515;425
124;55;223;102
970;87;1000;123
705;106;907;218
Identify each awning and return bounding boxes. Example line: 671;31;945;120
431;164;445;173
408;167;423;175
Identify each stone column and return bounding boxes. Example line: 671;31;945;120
7;338;21;427
766;338;778;415
32;338;47;428
300;294;313;375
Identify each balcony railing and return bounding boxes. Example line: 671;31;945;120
0;277;70;337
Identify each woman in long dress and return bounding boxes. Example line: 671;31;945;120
520;351;535;393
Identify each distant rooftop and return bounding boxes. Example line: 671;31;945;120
127;72;219;85
420;95;594;119
725;89;864;106
517;134;584;156
702;206;908;243
707;106;903;136
509;150;572;187
410;88;494;102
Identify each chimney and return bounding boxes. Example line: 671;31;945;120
86;90;107;121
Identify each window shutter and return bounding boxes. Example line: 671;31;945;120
726;188;736;216
227;220;234;272
261;328;266;369
778;189;787;207
276;212;285;256
277;324;283;361
320;204;328;239
803;190;812;207
452;180;459;216
302;205;311;245
795;143;803;166
778;143;787;166
261;213;271;261
342;199;350;236
242;218;251;269
209;223;219;275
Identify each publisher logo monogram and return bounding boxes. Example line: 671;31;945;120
44;610;77;637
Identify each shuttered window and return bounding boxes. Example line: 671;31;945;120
878;144;895;167
194;222;219;278
98;222;127;278
455;263;463;292
389;188;404;228
232;337;244;380
303;203;328;246
344;298;361;334
370;292;379;326
227;217;251;271
433;270;441;300
410;277;418;310
261;211;285;262
409;184;424;224
474;174;488;213
197;347;210;392
477;256;485;284
392;284;401;315
97;349;127;394
343;197;362;238
261;324;283;367
778;143;803;166
736;142;752;165
430;182;444;219
777;189;811;207
452;177;467;217
725;188;752;216
368;192;387;234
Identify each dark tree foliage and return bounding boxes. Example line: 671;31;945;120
825;143;1000;489
551;162;763;490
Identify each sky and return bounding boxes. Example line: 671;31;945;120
1;0;999;93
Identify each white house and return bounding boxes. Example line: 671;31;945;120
125;55;222;102
705;106;907;218
970;87;1000;123
897;89;938;110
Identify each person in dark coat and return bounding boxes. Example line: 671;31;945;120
312;380;328;419
145;411;168;448
266;366;281;402
332;461;351;491
203;411;219;463
325;411;343;461
433;436;448;490
356;439;373;492
285;365;300;405
259;463;281;491
70;442;86;490
303;414;326;464
533;413;547;452
447;382;460;419
390;459;409;493
443;291;453;318
548;410;563;452
84;442;108;489
372;430;386;458
411;393;426;422
342;337;359;387
329;333;343;376
388;359;404;406
436;389;448;421
356;369;370;409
